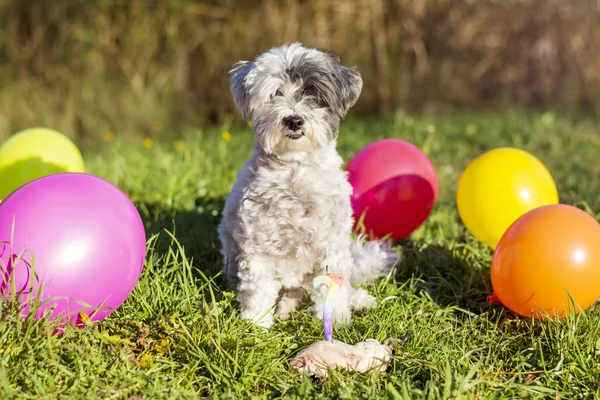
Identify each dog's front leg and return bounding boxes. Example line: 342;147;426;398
236;255;281;329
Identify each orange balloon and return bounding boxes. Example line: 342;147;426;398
489;204;600;318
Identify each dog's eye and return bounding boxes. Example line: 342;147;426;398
269;90;283;101
303;85;317;97
302;85;328;108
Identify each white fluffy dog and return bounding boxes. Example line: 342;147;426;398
218;43;398;329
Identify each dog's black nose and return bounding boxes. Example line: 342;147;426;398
283;115;304;131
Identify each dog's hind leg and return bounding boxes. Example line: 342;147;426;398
347;287;378;312
310;279;353;325
314;243;379;321
276;287;306;320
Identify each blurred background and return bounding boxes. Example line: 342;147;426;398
1;0;598;144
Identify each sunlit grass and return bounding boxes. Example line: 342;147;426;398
1;110;600;398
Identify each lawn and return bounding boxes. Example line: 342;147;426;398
1;110;600;399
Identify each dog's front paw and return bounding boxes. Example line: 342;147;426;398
242;309;274;330
349;288;378;312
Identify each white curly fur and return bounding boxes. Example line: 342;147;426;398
218;43;399;329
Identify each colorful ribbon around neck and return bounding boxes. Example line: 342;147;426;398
312;266;344;342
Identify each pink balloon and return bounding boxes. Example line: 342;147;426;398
347;139;438;240
0;172;146;327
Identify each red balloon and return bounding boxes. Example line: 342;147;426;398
346;139;438;240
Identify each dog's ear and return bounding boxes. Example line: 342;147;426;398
327;53;363;117
338;65;362;113
229;61;254;121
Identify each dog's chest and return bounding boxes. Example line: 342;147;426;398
241;165;353;258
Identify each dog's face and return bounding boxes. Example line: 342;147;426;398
230;43;362;156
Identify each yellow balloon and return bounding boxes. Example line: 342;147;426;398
0;127;85;199
456;147;558;249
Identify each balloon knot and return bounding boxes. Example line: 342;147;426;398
486;293;500;304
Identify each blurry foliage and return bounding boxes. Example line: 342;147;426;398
0;0;598;141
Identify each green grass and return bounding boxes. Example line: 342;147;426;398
2;110;600;399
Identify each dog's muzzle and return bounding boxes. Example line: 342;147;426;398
283;115;303;131
283;115;304;140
